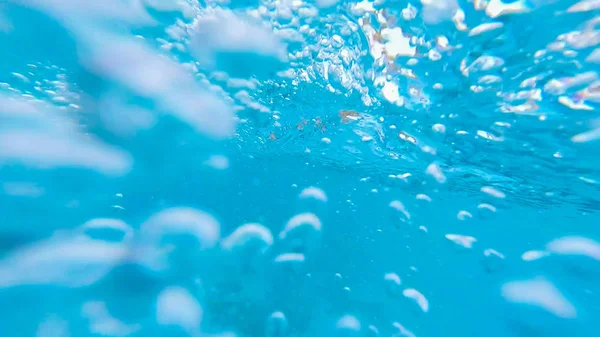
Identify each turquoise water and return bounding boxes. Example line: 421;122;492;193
1;0;600;336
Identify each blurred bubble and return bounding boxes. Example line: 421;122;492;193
156;286;203;333
546;236;600;261
446;234;477;249
266;311;288;337
136;207;221;273
336;315;360;331
0;234;128;288
0;130;132;176
221;223;273;254
502;277;576;319
403;288;429;313
384;272;402;296
299;186;328;202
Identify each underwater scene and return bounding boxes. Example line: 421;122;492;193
0;1;600;337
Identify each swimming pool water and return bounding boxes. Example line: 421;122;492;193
0;1;599;337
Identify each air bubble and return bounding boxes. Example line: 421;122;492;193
389;200;411;220
446;234;477;249
522;250;549;261
0;235;129;288
384;272;401;296
299;186;328;202
457;211;472;221
416;194;431;202
274;253;305;263
426;163;446;183
502;277;576;318
481;186;506;199
336;315;360;331
156;286;202;333
221;223;273;254
546;236;600;261
266;311;288;337
403;288;429;313
279;213;322;239
482;249;506;273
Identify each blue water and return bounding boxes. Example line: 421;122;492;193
1;0;600;337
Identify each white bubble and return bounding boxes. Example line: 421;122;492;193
546;236;600;261
477;203;497;213
484;249;505;259
477;130;503;142
96;95;156;136
486;0;530;18
80;32;235;138
189;8;288;76
321;137;332;144
384;272;401;286
279;213;322;239
274;253;305;263
299;186;328;202
392;322;415;337
469;22;504;37
502;277;576;318
397;173;412;181
136;208;221;272
156;286;203;332
457;210;472;220
389;200;411;219
266;311;288;337
336;315;360;331
445;234;477;248
521;250;549;261
482;248;506;272
421;0;458;24
403;288;429;313
384;272;401;295
0;235;129;288
426;163;446;183
11;72;29;83
481;186;506;199
221;223;273;253
351;0;376;15
367;325;379;337
204;155;230;170
142;207;221;250
0;130;132;176
572;127;600;143
416;194;431;202
432;123;446;133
